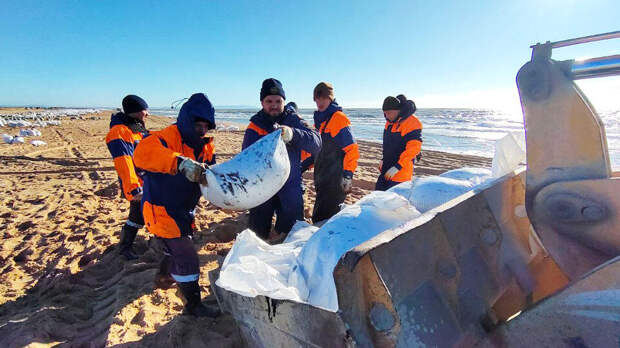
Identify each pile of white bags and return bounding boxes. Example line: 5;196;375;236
216;131;527;311
217;191;420;311
2;134;25;144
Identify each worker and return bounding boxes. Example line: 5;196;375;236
376;94;422;191
242;78;321;240
309;82;359;223
105;94;149;260
134;93;219;317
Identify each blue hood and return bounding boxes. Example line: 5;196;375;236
398;99;416;120
313;100;343;127
177;93;216;150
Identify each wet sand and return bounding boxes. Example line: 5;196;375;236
0;110;490;346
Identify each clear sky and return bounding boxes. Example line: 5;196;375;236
1;0;618;110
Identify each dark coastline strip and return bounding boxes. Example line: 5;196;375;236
0;166;116;175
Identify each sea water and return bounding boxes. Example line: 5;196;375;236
152;107;620;170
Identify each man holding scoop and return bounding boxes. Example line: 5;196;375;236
134;93;219;318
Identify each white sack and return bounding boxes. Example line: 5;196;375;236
289;191;421;311
19;129;41;137
491;131;526;178
405;176;473;213
30;140;47;146
202;130;290;210
439;167;492;185
389;167;494;213
216;221;318;301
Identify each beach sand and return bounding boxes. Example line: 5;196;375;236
0;110;491;346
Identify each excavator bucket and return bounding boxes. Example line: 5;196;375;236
210;31;620;347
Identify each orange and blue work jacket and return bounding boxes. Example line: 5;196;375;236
105;112;148;201
306;101;359;182
133;93;216;239
381;100;422;182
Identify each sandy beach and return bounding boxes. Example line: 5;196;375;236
0;109;491;347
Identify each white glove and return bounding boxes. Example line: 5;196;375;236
178;157;207;183
384;166;399;180
341;177;352;194
277;125;293;143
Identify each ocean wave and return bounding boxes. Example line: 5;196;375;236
151;107;620;169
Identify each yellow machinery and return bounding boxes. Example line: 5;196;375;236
210;31;620;347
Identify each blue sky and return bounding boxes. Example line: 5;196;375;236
0;1;618;109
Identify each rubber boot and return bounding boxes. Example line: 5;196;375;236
178;281;221;318
154;255;176;289
118;224;138;260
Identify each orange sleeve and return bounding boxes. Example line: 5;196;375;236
397;117;422;169
327;112;359;175
134;130;181;175
397;140;422;169
342;143;359;173
106;125;141;200
113;156;141;200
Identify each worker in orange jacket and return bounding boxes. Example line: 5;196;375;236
134;93;219;318
105;95;149;260
307;82;360;223
376;95;422;191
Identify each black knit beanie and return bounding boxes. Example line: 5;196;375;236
122;95;148;114
382;96;400;111
260;78;286;101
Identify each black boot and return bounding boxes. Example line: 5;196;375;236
177;281;221;318
118;224;138;260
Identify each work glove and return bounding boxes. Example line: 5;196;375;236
131;192;143;202
378;160;383;171
178;156;208;184
384;166;399;180
277;125;293;143
341;177;353;194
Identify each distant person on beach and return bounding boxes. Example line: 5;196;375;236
134;93;220;318
105;95;150;260
242;78;321;241
376;94;422;191
306;82;359;223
